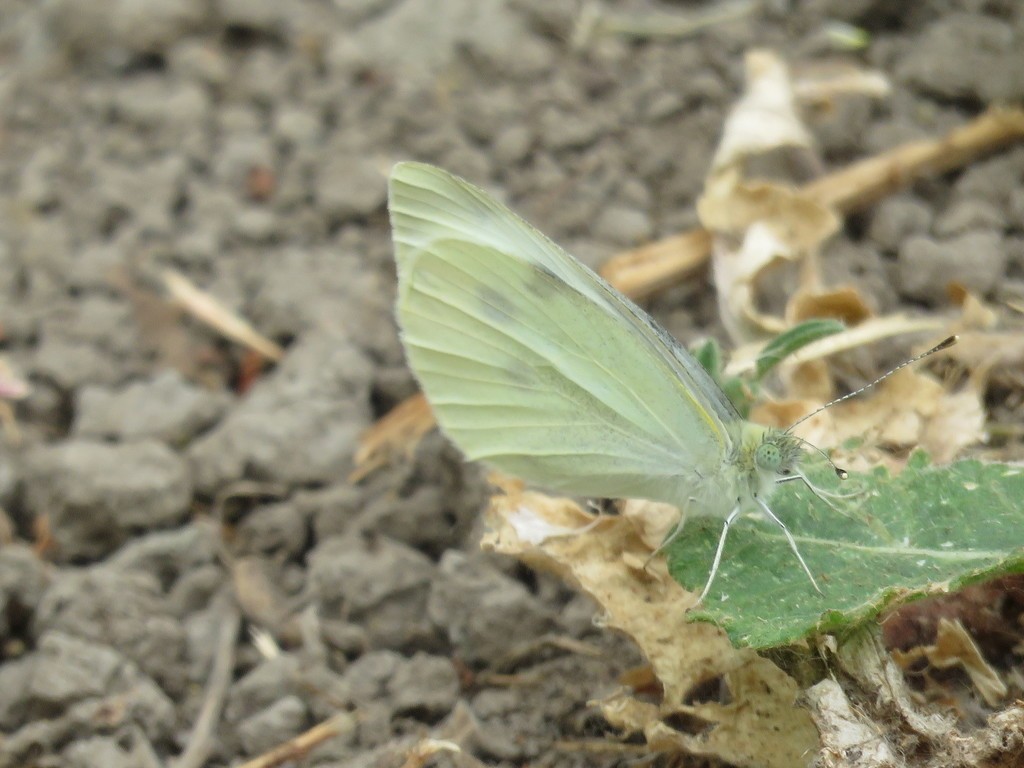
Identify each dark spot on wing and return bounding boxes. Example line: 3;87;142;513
528;264;562;298
477;283;517;323
500;357;535;386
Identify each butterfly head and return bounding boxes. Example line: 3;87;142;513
754;431;804;480
749;425;848;496
734;424;805;502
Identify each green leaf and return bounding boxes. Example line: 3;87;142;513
754;319;845;379
689;322;844;417
692;338;723;382
691;338;760;417
666;454;1024;648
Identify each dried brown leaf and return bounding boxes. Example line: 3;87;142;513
893;618;1008;708
699;51;841;340
481;480;818;768
809;630;1024;768
788;286;873;326
710;50;814;174
787;367;983;471
699;181;839;248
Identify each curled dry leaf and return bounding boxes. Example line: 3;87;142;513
603;106;1024;305
834;629;953;740
893;618;1008;708
803;679;901;767
699;50;840;342
619;498;683;552
809;629;1024;768
948;285;999;330
729;315;975;473
782;357;835;403
787;286;872;327
943;331;1024;387
754;366;984;473
699;183;839;249
480;478;818;768
709;221;793;339
828;368;983;467
705;209;838;341
709;50;815;174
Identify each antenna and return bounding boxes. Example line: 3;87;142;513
788;433;849;479
785;335;958;435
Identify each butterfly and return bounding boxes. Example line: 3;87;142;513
388;161;852;602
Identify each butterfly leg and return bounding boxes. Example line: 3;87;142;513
778;472;861;505
697;505;742;604
754;497;823;595
780;472;891;540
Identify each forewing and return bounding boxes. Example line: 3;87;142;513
390;162;735;504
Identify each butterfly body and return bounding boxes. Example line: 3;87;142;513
676;422;802;517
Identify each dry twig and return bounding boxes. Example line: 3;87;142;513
235;711;357;768
163;270;285;362
172;596;242;768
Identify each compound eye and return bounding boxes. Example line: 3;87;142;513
755;442;781;471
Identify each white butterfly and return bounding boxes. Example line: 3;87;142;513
389;162;840;601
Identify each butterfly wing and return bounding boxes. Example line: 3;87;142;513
390;162;740;505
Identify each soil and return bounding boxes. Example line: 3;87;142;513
1;1;1023;767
